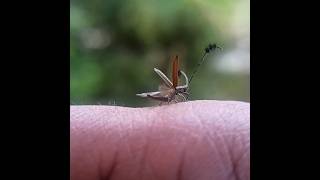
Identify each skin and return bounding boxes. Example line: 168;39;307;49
70;100;250;180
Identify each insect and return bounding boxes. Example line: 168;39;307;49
136;55;189;104
136;43;221;104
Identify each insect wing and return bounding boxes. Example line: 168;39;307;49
136;91;161;98
172;55;179;88
154;68;173;88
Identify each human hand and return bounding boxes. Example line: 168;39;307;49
70;100;250;180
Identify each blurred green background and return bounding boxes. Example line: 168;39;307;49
70;0;250;106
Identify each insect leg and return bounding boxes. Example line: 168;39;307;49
167;93;176;104
177;93;187;101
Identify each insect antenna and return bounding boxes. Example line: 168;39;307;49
188;43;222;85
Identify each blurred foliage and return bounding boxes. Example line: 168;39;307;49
70;0;250;106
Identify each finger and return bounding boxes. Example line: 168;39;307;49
70;100;250;180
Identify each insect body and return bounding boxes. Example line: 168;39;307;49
136;55;189;104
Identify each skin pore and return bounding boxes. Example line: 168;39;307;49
71;100;250;180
